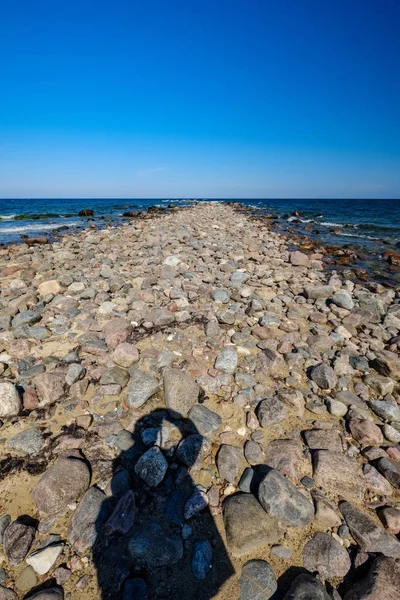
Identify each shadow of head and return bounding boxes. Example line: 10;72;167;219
90;409;234;599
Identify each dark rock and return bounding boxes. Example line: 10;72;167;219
134;447;168;487
303;429;344;452
104;490;136;537
377;457;400;488
67;486;109;553
192;541;212;580
7;428;43;455
309;363;337;390
3;520;35;565
78;209;94;216
303;532;351;579
283;574;330;599
128;522;183;568
239;560;277;600
343;555;400;600
123;579;147;600
257;397;286;427
258;468;314;527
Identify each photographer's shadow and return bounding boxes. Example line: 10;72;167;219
93;409;234;599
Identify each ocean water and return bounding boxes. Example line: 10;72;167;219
0;197;399;281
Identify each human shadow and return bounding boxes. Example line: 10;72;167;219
92;409;234;599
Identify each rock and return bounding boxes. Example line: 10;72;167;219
68;486;109;553
309;364;338;390
134;447;168;487
283;574;330;599
363;464;393;496
38;280;62;296
264;439;309;483
214;347;238;374
100;365;129;387
230;271;249;287
12;311;41;328
184;489;208;519
211;288;230;303
303;532;351;579
312;490;342;528
7;428;43;455
32;456;90;516
3;520;35;565
290;251;310;267
0;515;11;544
192;541;212;579
176;434;207;467
0;382;21;417
223;494;283;557
379;507;400;534
104;490;136;537
65;363;85;386
332;290;354;310
126;369;159;409
78;208;94;216
216;445;243;483
163;368;199;418
123;579;147;600
128;522;183;567
111;343;139;368
270;545;292;558
364;375;394;396
0;587;18;600
313;450;365;502
258;468;314;527
377;457;400;488
26;543;64;575
15;566;37;591
244;440;265;465
257;397;286;426
239;560;277;600
188;404;222;436
343;556;400;600
259;313;281;327
303;429;344;452
304;285;334;300
26;589;63;600
32;372;65;406
368;400;400;422
341;501;400;557
147;307;175;326
381;424;400;443
349;419;383;447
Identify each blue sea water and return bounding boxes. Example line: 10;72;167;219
0;197;399;281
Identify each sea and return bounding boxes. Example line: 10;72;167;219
0;197;399;283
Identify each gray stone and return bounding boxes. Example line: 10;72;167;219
0;586;18;600
176;434;207;467
313;450;365;502
192;541;212;580
259;313;281;327
7;429;43;455
68;486;109;553
270;545;292;558
188;404;222;436
304;285;334;300
303;532;351;579
343;556;400;600
377;457;400;488
147;307;175;327
332;290;354;310
126;369;159;409
24;588;63;600
65;363;85;386
258;468;314;527
211;288;230;303
32;372;65;406
303;429;344;452
12;311;41;328
257;397;286;427
0;382;21;418
163;368;199;418
223;494;283;557
0;515;11;545
244;440;265;465
134;447;168;487
283;574;330;600
3;521;35;565
128;522;183;567
230;271;249;287
341;501;400;557
214;347;238;374
32;456;90;516
239;560;277;600
309;363;338;390
369;400;400;422
216;445;243;483
100;366;129;387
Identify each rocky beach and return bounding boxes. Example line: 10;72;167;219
0;201;399;600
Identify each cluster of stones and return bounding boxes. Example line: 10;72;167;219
0;202;399;599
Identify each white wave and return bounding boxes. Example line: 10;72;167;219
0;214;17;220
339;232;379;240
0;221;79;234
320;221;344;228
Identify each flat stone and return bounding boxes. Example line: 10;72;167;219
128;522;183;567
313;451;365;502
303;532;351;579
163;368;199;418
65;363;85;386
211;288;230;303
223;493;283;557
14;566;37;591
188;404;222;436
216;444;243;483
147;307;175;327
68;486;109;553
349;419;383;447
258;468;314;527
364;375;394;396
303;429;344;452
134;447;168;487
126;369;159;409
32;456;90;516
26;543;64;575
341;501;400;557
3;520;35;565
239;559;277;600
7;428;43;454
257;397;286;427
12;311;41;328
304;285;334;300
290;251;310;267
100;366;129;387
0;382;21;417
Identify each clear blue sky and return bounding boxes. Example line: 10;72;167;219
1;0;399;198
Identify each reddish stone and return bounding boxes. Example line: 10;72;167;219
23;387;39;411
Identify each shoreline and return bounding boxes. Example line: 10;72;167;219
0;202;399;599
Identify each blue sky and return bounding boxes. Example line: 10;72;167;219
1;0;399;198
